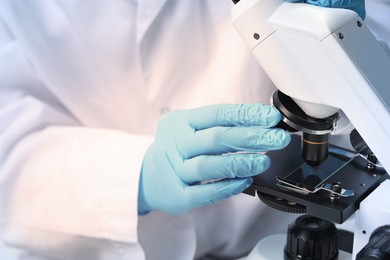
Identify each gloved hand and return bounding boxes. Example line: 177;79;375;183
286;0;365;19
138;103;291;215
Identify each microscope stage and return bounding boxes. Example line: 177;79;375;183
245;135;388;224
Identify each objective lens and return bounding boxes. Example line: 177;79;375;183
302;133;329;167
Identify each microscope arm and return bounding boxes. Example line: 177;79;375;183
231;0;390;171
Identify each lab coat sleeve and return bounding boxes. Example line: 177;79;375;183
0;17;152;257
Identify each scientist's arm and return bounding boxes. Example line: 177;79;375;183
0;7;290;259
0;25;289;259
0;16;151;258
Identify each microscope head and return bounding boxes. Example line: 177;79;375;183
272;91;339;167
231;0;390;171
231;0;390;224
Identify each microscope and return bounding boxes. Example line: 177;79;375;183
231;0;390;258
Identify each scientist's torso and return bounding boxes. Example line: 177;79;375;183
1;0;275;132
0;0;389;259
0;0;293;259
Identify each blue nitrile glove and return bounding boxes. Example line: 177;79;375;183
138;103;291;215
286;0;365;19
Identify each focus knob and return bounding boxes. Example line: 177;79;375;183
350;129;372;155
356;226;390;260
284;215;338;260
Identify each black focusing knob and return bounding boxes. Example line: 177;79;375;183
284;215;338;260
232;0;240;4
356;226;390;260
350;128;372;155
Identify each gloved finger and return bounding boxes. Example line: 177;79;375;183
306;0;365;18
285;0;365;19
285;0;359;8
178;153;271;184
305;0;355;8
180;126;291;158
187;103;281;131
186;178;253;208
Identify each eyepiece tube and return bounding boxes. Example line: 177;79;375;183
302;133;329;167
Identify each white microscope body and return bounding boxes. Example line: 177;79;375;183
232;0;390;170
231;0;390;258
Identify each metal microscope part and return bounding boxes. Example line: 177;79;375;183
272;91;339;135
276;177;355;197
275;145;357;197
258;191;307;214
272;90;340;166
244;135;389;224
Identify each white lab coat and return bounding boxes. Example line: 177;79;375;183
0;0;388;259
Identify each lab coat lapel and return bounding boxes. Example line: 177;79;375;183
137;0;168;43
